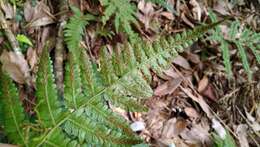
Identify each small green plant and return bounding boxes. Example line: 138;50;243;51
0;6;225;147
208;10;260;80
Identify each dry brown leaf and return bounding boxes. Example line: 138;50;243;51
180;120;211;146
27;2;55;27
198;76;209;93
26;47;38;69
0;2;13;19
235;124;249;147
162;118;188;138
189;0;202;22
137;0;155;30
201;84;217;101
154;77;183;96
180;87;212;118
173;55;191;70
161;12;174;20
181;13;194;28
24;1;34;22
184;107;199;119
0;51;30;84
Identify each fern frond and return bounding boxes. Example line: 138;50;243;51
208;10;259;79
100;0;138;39
64;53;84;109
235;41;252;80
35;43;62;127
0;67;28;146
64;6;94;61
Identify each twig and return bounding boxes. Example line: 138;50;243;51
0;9;21;54
54;0;68;97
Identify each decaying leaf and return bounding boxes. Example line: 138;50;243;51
154;77;183;96
0;50;30;84
173;55;191;70
198;76;209;93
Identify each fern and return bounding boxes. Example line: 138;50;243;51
0;65;28;146
0;8;224;146
100;0;138;41
64;6;95;62
208;10;260;80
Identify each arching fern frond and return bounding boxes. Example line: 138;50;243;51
64;6;95;61
0;18;224;146
0;66;28;146
100;0;138;40
208;10;260;80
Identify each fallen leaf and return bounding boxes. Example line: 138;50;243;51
161;12;174;20
201;84;218;101
161;118;187;138
0;144;18;147
180;87;212;118
137;0;155;30
181;13;194;28
0;2;13;19
154;77;183;96
26;47;38;69
24;1;34;22
189;0;202;22
180;119;211;145
198;76;209;93
184;107;199;119
27;2;55;27
235;124;249;147
0;51;30;84
173;55;191;70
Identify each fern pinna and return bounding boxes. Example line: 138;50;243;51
0;7;224;147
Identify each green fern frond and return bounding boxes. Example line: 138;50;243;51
64;6;95;61
208;10;232;78
0;19;223;146
64;53;84;109
100;0;138;40
208;10;260;79
0;67;28;146
35;43;62;127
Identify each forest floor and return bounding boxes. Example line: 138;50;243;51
0;0;259;147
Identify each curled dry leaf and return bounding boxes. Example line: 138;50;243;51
27;47;38;70
25;2;55;27
154;77;183;96
189;0;202;22
184;107;199;119
172;55;191;70
198;76;209;93
161;118;188;138
0;50;30;84
235;124;249;147
137;0;155;30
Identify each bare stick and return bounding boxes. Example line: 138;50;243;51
0;10;21;54
55;0;68;97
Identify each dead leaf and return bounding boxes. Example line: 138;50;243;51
201;84;218;101
235;124;249;147
154;77;183;96
26;47;38;69
173;55;191;70
180;86;212;118
137;0;155;30
184;107;199;119
180;119;211;146
161;118;188;138
212;118;226;139
0;2;14;19
161;12;174;20
181;13;194;28
0;51;30;84
27;2;55;27
198;76;209;93
189;0;202;22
